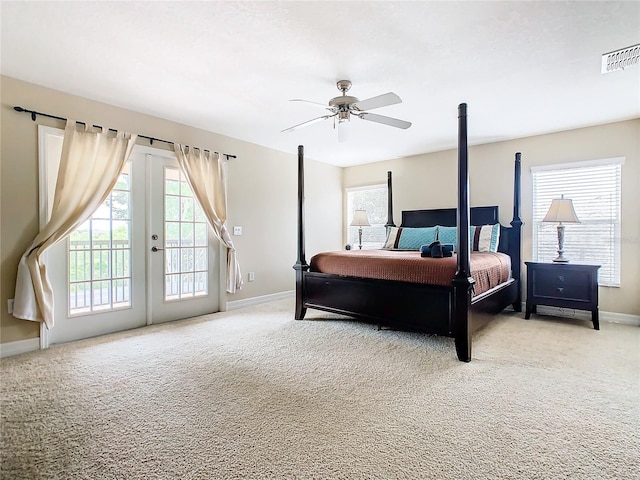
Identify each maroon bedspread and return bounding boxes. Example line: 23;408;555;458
310;250;511;297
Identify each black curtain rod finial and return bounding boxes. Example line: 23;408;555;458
14;106;36;121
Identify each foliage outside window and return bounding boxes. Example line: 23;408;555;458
532;158;623;286
346;184;387;249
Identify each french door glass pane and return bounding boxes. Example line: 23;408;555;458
164;167;208;300
68;163;132;315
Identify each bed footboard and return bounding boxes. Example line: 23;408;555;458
304;272;452;334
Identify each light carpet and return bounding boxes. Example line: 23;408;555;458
1;299;638;480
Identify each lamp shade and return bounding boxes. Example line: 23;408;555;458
350;209;370;227
542;196;580;223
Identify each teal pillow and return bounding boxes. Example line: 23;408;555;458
436;225;475;252
396;227;438;250
437;226;457;245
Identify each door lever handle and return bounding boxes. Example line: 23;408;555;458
151;246;164;252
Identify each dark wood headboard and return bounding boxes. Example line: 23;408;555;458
401;206;499;228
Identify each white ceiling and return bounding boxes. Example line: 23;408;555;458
1;1;639;167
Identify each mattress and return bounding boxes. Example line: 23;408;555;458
309;250;512;297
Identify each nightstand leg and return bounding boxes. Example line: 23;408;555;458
525;302;532;319
592;308;600;330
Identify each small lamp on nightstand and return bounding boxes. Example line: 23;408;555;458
542;195;580;263
350;209;370;250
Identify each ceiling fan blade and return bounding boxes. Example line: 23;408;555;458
281;114;335;133
289;99;332;110
352;92;402;111
359;112;412;129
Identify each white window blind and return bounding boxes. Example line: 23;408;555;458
532;158;624;286
346;184;387;249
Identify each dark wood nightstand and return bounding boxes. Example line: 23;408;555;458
525;262;601;329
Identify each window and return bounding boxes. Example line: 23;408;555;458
532;157;624;286
346;184;387;249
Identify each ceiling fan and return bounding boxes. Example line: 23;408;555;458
282;80;411;141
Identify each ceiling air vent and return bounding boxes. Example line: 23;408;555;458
601;44;640;74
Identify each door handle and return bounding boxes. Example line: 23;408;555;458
151;246;164;252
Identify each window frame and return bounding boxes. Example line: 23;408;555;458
345;183;388;250
531;157;624;287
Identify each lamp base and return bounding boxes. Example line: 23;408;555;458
553;224;569;263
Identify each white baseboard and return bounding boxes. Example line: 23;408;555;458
511;303;640;326
0;338;40;358
600;310;640;326
226;290;295;311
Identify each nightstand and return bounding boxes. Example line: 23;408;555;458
525;262;601;329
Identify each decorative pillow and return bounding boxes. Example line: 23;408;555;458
472;224;501;252
383;226;438;250
436;226;457;245
436;225;475;252
383;227;402;249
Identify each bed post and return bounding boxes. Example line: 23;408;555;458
510;152;523;312
385;171;396;229
293;145;308;320
452;103;475;362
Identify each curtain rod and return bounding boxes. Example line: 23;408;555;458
13;106;237;160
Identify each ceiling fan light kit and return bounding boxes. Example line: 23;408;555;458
282;80;412;138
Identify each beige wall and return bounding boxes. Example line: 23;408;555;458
344;119;640;316
0;76;343;344
2;75;636;349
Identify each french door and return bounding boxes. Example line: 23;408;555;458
41;127;220;346
147;153;220;324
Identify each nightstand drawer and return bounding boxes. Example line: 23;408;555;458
532;269;591;301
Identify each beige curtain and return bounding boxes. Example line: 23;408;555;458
13;121;137;327
174;144;243;293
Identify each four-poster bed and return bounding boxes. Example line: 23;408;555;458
294;103;522;362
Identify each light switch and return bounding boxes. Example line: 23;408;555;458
233;226;243;236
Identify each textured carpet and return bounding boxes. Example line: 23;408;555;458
1;299;638;480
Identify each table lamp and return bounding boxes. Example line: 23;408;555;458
350;209;370;250
542;195;580;263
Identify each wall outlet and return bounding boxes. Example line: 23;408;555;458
233;226;243;236
7;298;14;314
248;272;255;282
